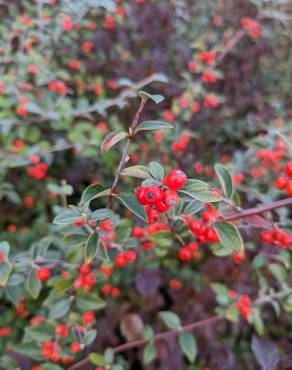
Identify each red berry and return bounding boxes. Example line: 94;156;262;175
132;226;145;238
274;176;288;190
114;253;126;268
100;219;113;232
73;219;85;227
36;268;51;282
136;187;147;205
124;250;136;263
155;200;170;213
204;227;219;243
189;219;205;235
101;284;112;295
144;186;163;205
74;276;85;290
56;323;68;338
285;161;292;177
163;189;179;206
178;247;192;261
70;342;81;353
147;209;160;223
164;169;187;190
82;311;95;325
187;242;199;252
169;278;182;290
111;287;120;298
84;272;96;285
286;181;292;196
232;252;246;264
0;251;5;263
260;230;274;244
79;263;91;275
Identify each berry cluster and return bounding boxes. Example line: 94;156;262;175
73;263;96;292
274;161;292;196
114;250;137;268
136;169;187;217
236;295;251;320
260;229;292;249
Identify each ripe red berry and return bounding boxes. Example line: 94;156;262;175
56;323;68;338
73;219;85;227
155;201;170;213
36;268;51;282
204;227;219;243
132;226;145;238
82;311;95;325
70;342;81;353
164;169;187;190
100;219;113;232
114;253;126;268
124;250;136;263
285;161;292;177
0;251;5;263
232;252;246;264
136;187;147;205
189;219;205;235
260;230;274;244
79;263;91;275
163;189;179;206
178;247;192;261
286;181;292;196
236;295;251;320
74;276;85;290
144;186;163;205
187;242;199;252
84;272;96;285
111;287;121;298
274;176;288;190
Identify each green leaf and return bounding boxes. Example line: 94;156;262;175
179;179;222;203
100;131;128;155
0;241;10;257
117;193;147;222
159;311;181;329
139;91;165;104
53;209;80;225
63;233;87;247
210;283;230;305
14;342;42;361
143;343;156;364
49;299;71;320
90;208;114;221
210;243;232;257
149;161;164;181
104;348;114;364
214;164;233;199
0;355;19;370
269;263;288;283
120;165;151;179
149;231;173;248
225;303;239;322
179;332;197;363
85;232;100;262
75;294;105;312
40;364;64;370
251;308;265;336
53;278;73;294
0;260;12;287
89;353;106;366
33;237;53;258
26;268;41;299
83;329;97;346
213;221;244;254
135;120;173;133
25;324;54;342
183;201;203;215
81;184;111;204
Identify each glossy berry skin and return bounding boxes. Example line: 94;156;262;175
274;176;287;190
114;253;126;268
260;231;274;244
36;268;51;282
124;250;136;263
79;263;91;275
163;189;179;206
204;227;219;243
135;187;147;205
82;311;95;325
164;169;187;190
286;181;292;196
144;186;163;205
56;323;68;338
178;247;192;261
285;161;292;177
189;220;205;235
155;200;170;213
70;342;81;353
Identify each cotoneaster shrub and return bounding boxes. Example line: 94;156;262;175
0;1;291;370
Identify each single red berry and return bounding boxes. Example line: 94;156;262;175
73;219;85;227
201;208;217;222
189;219;205;235
232;252;246;264
187;242;199;252
82;311;95;325
56;323;68;338
124;250;137;263
286;181;292;196
144;186;163;205
111;287;120;298
73;276;85;290
79;263;91;275
204;227;219;243
132;226;145;238
164;169;187;190
136;187;147;205
114;253;126;268
84;272;96;285
36;268;51;282
260;230;274;244
163;189;179;206
70;342;81;353
169;278;182;290
100;219;113;232
155;200;170;213
178;247;192;261
0;251;5;263
285;161;292;177
101;284;112;295
274;176;288;190
147;209;160;223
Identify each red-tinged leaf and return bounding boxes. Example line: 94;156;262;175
100;132;128;155
244;215;272;229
